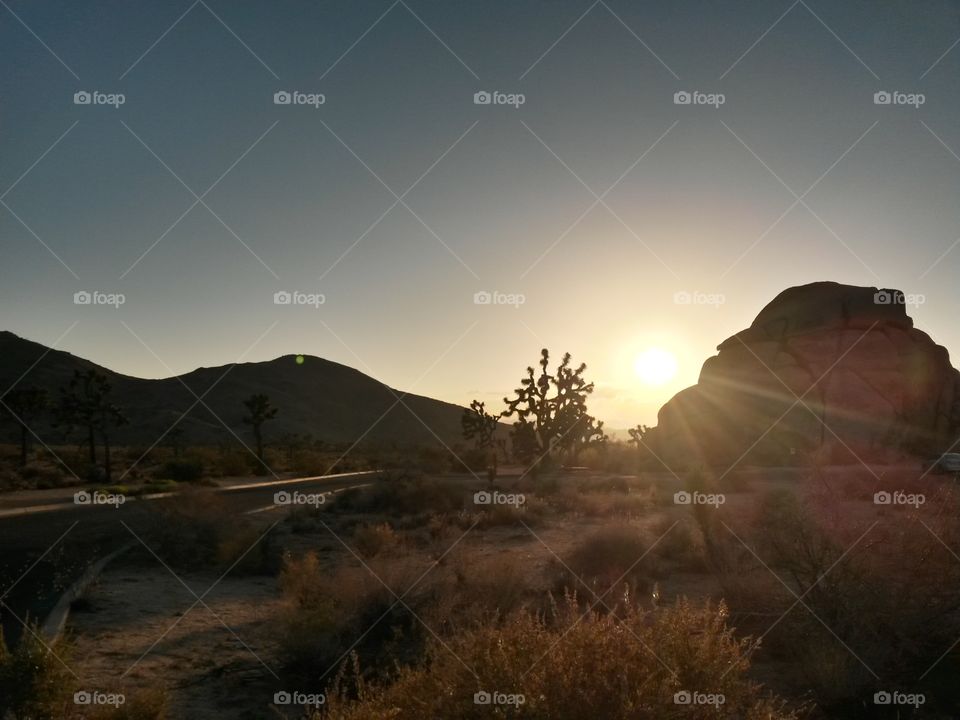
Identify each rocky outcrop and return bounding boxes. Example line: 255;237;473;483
651;282;960;467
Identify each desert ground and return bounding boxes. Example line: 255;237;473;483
1;459;949;718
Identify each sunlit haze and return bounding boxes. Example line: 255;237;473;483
3;1;960;430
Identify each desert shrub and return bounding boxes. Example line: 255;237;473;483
453;555;530;616
157;458;203;483
289;449;335;476
146;492;278;572
319;595;798;720
476;499;545;529
214;450;249;477
0;624;75;720
20;463;41;479
415;446;453;474
577;442;640;475
332;477;466;521
652;515;707;571
558;524;659;601
277;553;434;685
554;489;650;519
458;447;489;473
21;463;66;489
353;522;399;558
737;485;960;715
86;689;169;720
715;469;751;494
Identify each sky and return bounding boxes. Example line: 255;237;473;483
1;0;960;429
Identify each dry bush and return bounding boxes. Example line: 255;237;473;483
475;498;546;529
277;552;437;685
452;555;530;617
0;623;76;720
557;524;660;601
729;484;960;715
651;514;708;571
577;442;640;474
320;595;798;720
86;689;169;720
332;476;466;522
146;491;278;573
546;484;651;519
353;522;399;558
213;450;250;477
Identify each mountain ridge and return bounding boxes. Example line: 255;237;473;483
0;331;468;448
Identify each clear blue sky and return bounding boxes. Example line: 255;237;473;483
2;0;959;427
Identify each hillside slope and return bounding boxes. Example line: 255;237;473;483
0;331;467;448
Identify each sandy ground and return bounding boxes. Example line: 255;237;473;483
68;557;284;719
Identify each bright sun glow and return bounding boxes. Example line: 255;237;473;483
633;347;678;386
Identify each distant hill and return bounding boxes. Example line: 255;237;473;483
0;331;469;449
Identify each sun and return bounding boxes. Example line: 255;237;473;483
633;347;678;386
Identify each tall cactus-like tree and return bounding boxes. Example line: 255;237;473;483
56;370;127;482
502;349;606;471
628;424;652;448
1;386;47;468
462;399;501;482
242;393;278;468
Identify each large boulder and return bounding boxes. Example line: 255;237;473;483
651;282;960;467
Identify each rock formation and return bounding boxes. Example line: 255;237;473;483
651;282;960;467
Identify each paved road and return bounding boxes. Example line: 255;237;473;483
0;471;379;647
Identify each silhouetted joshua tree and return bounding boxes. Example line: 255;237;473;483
242;393;277;468
167;425;186;458
1;386;47;468
502;349;606;472
628;424;652;448
462;399;502;482
57;370;127;482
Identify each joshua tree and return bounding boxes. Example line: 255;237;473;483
1;386;48;468
242;393;277;467
167;425;186;458
628;424;652;448
462;400;501;482
502;349;606;472
56;370;127;482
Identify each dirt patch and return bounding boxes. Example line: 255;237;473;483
68;556;283;719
